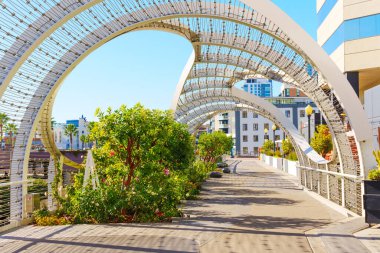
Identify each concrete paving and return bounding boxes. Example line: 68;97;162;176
0;159;377;252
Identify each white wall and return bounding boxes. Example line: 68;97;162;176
364;85;380;149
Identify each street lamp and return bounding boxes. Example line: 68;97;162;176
264;128;268;141
272;124;277;152
305;104;313;144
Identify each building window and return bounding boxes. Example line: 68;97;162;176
243;135;248;142
253;123;259;131
243;147;248;154
252;113;258;118
243;124;248;131
275;135;281;141
296;89;300;97
242;111;248;118
254;147;259;155
300;110;305;118
253;135;259;142
264;123;269;130
285;110;291;118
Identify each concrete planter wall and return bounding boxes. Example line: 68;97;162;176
363;180;380;224
273;157;283;170
262;155;298;177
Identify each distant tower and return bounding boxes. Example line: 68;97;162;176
242;78;273;97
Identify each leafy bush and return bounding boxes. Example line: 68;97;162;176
265;150;274;156
261;140;274;155
274;150;282;158
198;131;233;163
368;151;380;181
282;138;294;156
311;125;333;158
33;208;72;226
44;104;217;225
287;152;298;161
368;169;380;181
374;150;380;168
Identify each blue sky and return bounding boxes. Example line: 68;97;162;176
53;1;317;122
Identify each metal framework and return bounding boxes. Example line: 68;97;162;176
0;0;376;225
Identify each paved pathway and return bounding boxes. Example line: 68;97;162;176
0;159;372;252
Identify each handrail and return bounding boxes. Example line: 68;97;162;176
297;165;363;182
0;180;35;187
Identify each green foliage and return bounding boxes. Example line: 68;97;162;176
0;113;9;142
197;131;233;164
368;169;380;181
368;151;380;181
33;208;72;226
310;125;333;158
261;140;274;155
287;152;298;161
48;104;204;224
64;124;78;150
282;138;294;156
266;150;274;156
373;150;380;169
274;150;282;158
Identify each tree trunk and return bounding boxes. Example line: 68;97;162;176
70;134;73;150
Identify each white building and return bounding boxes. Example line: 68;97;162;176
53;115;90;150
316;0;380;148
236;97;320;157
365;87;380;149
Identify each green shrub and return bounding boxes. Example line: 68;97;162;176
265;150;274;156
261;140;274;154
33;208;72;226
287;152;298;161
374;150;380;168
282;138;294;156
274;150;282;158
368;169;380;181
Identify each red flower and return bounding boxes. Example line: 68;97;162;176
155;209;164;217
164;168;170;176
109;150;115;157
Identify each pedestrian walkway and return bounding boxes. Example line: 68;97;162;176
0;159;378;252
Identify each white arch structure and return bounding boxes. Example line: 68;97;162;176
0;0;376;225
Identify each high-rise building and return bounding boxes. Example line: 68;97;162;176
242;78;273;97
317;0;380;148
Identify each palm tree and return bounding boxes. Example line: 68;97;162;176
0;113;9;144
64;124;78;150
5;123;17;148
80;134;87;150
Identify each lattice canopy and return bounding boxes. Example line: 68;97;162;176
0;0;374;219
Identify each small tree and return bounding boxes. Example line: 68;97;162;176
282;138;294;156
64;124;78;150
197;131;233;163
261;140;274;155
80;135;87;149
5;123;17;148
311;124;333;158
90;103;195;189
0;113;9;144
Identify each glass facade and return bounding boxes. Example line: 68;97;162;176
242;78;273;97
322;14;380;55
317;0;338;26
66;120;79;127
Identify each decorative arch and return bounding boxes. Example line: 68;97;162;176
0;0;375;223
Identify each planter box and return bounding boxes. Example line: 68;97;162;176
273;158;283;170
287;161;298;177
363;180;380;224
